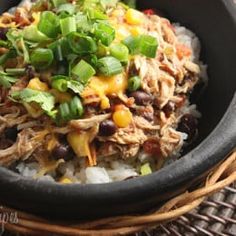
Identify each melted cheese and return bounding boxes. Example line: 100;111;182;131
86;74;128;110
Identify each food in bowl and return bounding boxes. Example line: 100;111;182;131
0;0;207;184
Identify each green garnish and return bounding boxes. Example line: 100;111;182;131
123;35;158;58
140;163;152;176
0;72;18;88
30;48;54;69
22;25;49;43
72;60;96;84
94;22;115;46
128;76;141;92
139;35;158;58
58;96;84;122
67;80;84;94
57;3;76;15
60;16;77;36
67;32;97;54
110;43;129;62
38;11;60;38
5;68;26;76
11;88;56;116
97;56;123;76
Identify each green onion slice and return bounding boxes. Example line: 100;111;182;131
38;11;60;38
140;163;152;176
110;43;129;62
97;56;123;76
139;35;158;58
60;16;77;36
128;76;141;92
122;35;141;55
30;48;54;69
67;32;97;54
72;60;96;84
94;22;115;46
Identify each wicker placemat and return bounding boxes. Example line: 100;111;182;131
136;184;236;236
2;183;235;236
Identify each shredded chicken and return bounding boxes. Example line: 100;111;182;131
102;123;147;145
69;114;111;130
0;128;47;166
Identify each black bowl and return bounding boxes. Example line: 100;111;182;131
0;0;235;220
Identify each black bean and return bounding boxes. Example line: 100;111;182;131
99;120;117;137
163;101;176;118
52;144;74;161
5;126;18;142
129;91;153;106
0;27;8;40
177;114;198;141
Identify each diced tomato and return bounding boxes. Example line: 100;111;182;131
143;9;155;15
176;44;192;60
143;138;161;156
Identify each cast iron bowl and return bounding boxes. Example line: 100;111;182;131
0;0;235;220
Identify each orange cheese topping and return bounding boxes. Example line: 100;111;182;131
83;74;128;110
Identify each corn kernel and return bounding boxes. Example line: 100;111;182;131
50;89;72;103
113;108;133;128
60;177;72;184
125;9;144;25
130;26;143;36
116;25;131;41
27;78;49;92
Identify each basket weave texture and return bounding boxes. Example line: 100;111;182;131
1;151;236;236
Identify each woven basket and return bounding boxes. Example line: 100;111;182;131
1;151;236;236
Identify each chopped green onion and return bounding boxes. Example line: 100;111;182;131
72;60;96;84
139;35;158;58
97;56;123;76
23;25;49;42
123;35;158;58
67;32;97;54
128;76;141;92
59;102;71;121
38;11;60;38
52;79;68;92
76;13;91;32
0;71;17;88
110;43;129;62
0;49;16;65
5;68;25;76
97;43;108;57
140;163;152;176
58;96;84;122
67;80;84;94
94;22;115;46
69;96;84;118
0;40;10;48
57;3;76;15
122;35;141;55
51;75;69;81
52;0;67;7
60;16;77;36
30;48;54;69
87;8;108;20
48;37;72;59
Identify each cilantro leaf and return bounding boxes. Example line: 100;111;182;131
11;88;56;116
0;71;18;88
67;80;84;94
